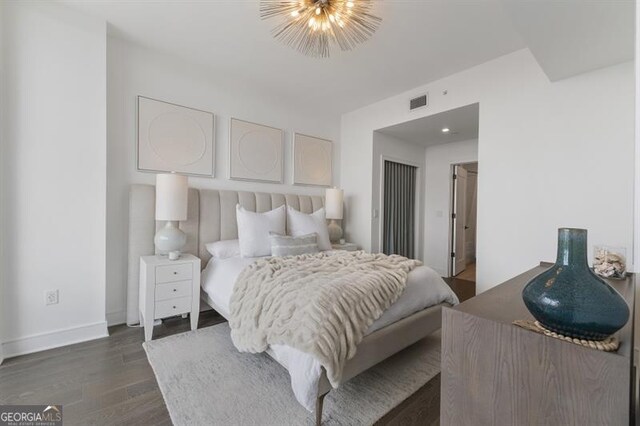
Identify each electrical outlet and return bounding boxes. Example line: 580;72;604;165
45;290;59;305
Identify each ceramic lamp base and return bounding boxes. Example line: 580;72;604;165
328;219;343;243
154;221;186;256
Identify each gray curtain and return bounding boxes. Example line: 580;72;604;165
383;161;416;258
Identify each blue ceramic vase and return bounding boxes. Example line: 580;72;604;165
522;228;629;341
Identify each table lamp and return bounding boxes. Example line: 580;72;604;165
154;173;188;260
325;187;344;243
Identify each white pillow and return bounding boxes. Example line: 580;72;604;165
205;239;240;259
286;206;331;251
236;204;286;257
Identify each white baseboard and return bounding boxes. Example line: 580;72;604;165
106;310;126;326
2;321;109;359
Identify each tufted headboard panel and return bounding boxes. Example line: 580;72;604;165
126;184;325;324
197;189;324;264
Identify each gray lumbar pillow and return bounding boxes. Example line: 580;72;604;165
269;233;319;257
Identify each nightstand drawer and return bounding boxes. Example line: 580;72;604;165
156;263;193;284
155;280;192;301
154;296;191;319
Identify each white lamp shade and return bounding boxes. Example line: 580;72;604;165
325;188;344;220
155;173;188;221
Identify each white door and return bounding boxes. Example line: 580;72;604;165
452;165;467;276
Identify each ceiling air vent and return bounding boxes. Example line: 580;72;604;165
409;93;428;111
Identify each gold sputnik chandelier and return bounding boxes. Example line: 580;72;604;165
260;0;382;58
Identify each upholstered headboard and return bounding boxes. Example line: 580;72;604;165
126;184;325;324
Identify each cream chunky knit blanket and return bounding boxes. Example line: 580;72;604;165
229;250;421;387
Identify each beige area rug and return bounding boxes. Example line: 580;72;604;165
144;323;441;426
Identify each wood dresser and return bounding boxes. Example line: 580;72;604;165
441;263;636;426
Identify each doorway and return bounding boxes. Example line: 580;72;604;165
450;162;478;281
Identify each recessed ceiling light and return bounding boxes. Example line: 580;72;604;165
442;127;450;133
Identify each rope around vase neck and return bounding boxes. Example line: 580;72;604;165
512;319;619;352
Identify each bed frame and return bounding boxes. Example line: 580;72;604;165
128;185;446;425
204;293;445;425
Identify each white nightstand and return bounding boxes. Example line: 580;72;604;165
331;242;358;251
139;254;201;342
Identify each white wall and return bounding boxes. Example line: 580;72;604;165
107;37;341;325
633;0;639;355
0;0;5;364
341;49;634;293
423;140;478;276
371;132;426;259
1;2;108;356
635;0;640;272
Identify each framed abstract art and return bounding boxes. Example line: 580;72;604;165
229;118;283;183
137;96;215;176
293;133;332;186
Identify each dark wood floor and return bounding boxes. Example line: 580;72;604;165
0;311;226;425
0;278;474;425
443;276;476;303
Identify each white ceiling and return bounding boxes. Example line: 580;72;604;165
500;0;635;81
61;0;526;113
377;103;479;147
61;0;634;114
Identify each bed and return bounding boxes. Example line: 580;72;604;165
127;185;458;424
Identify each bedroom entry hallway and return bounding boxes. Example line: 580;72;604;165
375;103;479;289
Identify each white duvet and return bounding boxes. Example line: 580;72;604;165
201;253;458;411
